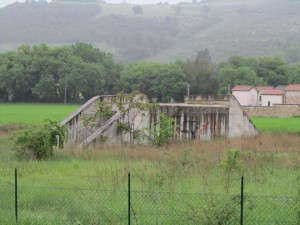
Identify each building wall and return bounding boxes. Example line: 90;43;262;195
232;89;257;106
261;95;283;106
286;91;300;104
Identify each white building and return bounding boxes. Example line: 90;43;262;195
232;85;258;106
260;89;284;106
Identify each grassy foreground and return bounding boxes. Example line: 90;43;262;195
1;134;299;224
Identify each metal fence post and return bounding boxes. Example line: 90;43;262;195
15;168;18;222
128;172;131;225
240;176;244;225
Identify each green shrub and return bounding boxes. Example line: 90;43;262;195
146;112;175;146
221;149;244;192
14;120;65;160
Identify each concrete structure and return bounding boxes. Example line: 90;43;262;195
62;94;258;147
285;84;300;104
260;89;284;106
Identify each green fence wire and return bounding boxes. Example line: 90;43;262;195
0;170;298;225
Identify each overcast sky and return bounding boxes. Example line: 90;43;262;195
0;0;187;8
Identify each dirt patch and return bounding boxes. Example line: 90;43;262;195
0;130;11;138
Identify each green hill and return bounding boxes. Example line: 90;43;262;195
0;0;300;63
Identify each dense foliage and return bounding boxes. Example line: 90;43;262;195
0;43;122;102
0;43;299;103
217;56;291;93
14;120;65;160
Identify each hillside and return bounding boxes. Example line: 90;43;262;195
0;0;299;63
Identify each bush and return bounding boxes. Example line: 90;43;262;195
146;112;175;146
14;120;65;160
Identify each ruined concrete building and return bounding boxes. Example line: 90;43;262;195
61;95;258;147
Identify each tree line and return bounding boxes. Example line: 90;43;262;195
0;43;299;103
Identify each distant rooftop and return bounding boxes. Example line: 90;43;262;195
261;89;284;95
232;85;254;91
275;85;288;90
256;86;273;92
285;84;300;91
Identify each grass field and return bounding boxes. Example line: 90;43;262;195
0;104;299;224
0;103;80;126
251;116;300;133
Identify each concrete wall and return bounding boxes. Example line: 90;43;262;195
228;95;258;137
63;94;259;147
243;104;300;117
159;104;229;141
184;95;231;106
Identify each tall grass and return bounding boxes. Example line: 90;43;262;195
1;134;299;224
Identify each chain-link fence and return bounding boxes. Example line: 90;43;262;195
0;169;299;225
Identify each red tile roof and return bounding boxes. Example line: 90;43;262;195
255;86;273;92
285;84;300;91
261;89;284;95
232;85;254;91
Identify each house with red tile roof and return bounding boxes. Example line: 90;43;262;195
285;84;300;104
233;84;300;106
231;85;258;106
232;85;275;106
260;89;284;106
255;86;274;105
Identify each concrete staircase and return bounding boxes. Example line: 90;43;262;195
79;111;121;148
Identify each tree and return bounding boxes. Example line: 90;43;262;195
217;55;290;93
184;49;218;95
118;61;187;102
217;65;265;94
132;5;143;15
118;61;159;99
0;43;120;102
113;91;157;144
151;61;187;102
32;74;57;101
288;63;300;84
255;56;289;86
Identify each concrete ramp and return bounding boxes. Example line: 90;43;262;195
79;111;121;148
61;95;100;126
